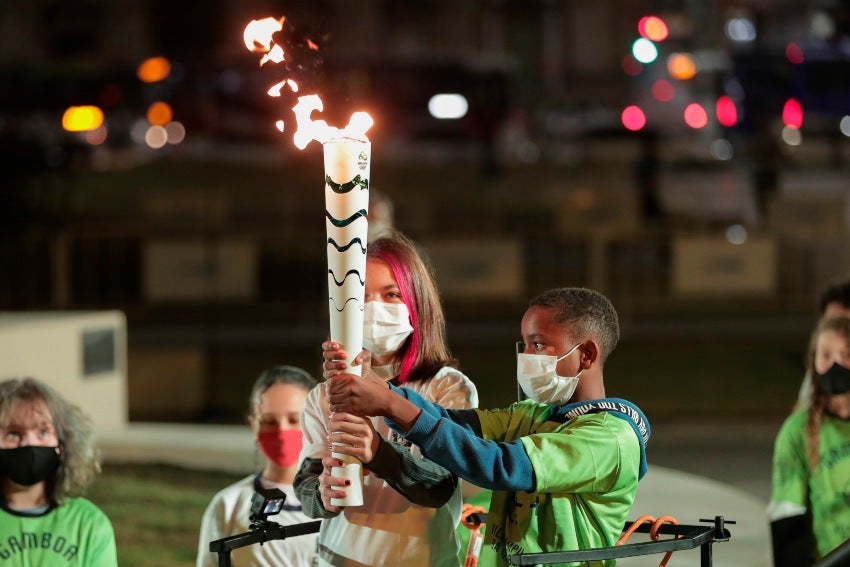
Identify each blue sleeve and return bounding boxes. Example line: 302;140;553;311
387;385;536;491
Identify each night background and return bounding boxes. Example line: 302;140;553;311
2;0;850;421
3;1;850;565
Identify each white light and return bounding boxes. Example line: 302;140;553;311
710;138;734;161
811;11;835;39
725;18;757;42
145;125;168;149
130;119;149;144
428;94;468;120
840;116;850;137
781;126;802;146
165;121;186;144
632;38;658;64
726;224;747;245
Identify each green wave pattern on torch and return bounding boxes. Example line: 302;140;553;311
325;174;369;193
328;268;365;287
325;209;367;227
327;237;367;254
328;296;365;313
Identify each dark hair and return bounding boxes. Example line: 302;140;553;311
248;365;317;417
367;229;457;383
529;287;620;363
818;279;850;315
806;316;850;468
0;377;100;504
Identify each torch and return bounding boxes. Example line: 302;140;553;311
324;139;369;507
245;18;373;506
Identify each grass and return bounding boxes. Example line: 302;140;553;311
87;464;242;567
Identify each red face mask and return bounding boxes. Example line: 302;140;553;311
257;429;303;468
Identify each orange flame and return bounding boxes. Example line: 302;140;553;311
243;16;372;148
243;17;285;66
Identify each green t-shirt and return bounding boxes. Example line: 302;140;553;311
0;497;117;566
771;409;850;558
475;402;642;567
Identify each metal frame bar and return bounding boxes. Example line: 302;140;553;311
509;516;733;567
209;520;322;567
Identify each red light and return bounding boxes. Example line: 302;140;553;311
621;105;646;131
785;43;804;64
621;55;643;76
782;98;803;128
651;80;674;102
716;96;737;127
683;103;707;129
638;16;669;41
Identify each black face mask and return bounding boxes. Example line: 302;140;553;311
815;362;850;396
0;445;61;486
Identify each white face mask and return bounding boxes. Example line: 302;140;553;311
363;301;413;357
516;343;583;405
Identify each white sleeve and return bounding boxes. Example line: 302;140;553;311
298;383;331;464
197;495;224;567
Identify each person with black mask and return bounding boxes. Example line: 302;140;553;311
769;316;850;566
0;377;117;566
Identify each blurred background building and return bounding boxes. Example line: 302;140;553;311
1;0;849;422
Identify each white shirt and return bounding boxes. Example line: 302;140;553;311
197;475;319;567
299;366;479;566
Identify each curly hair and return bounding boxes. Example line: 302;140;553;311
0;377;101;504
528;287;621;364
805;316;850;468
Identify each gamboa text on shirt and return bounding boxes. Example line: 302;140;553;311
0;530;81;562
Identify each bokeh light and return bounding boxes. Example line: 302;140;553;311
165;121;186;145
632;38;658;64
782;98;803;128
683;103;708;129
137;56;171;83
710;138;734;161
85;125;108;146
781;125;802;146
621;55;643;76
147;102;173;126
785;43;804;64
840;116;850;137
62;106;104;132
726;224;747;245
145;125;168;149
651;80;675;102
621;106;646;131
667;53;697;80
638;16;669;41
716;96;738;127
427;94;469;119
725;17;757;42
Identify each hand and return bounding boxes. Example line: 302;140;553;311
322;341;373;380
327;372;392;417
328;412;380;464
318;455;351;512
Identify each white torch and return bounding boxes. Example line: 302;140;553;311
242;20;375;506
324;139;370;506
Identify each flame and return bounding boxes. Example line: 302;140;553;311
244;16;372;149
243;17;284;62
268;80;287;97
